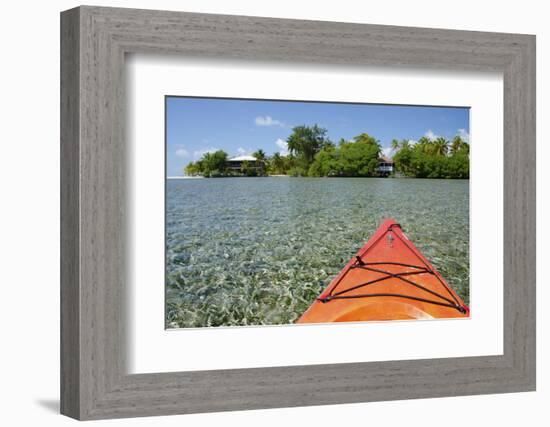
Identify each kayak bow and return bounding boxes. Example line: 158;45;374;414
297;219;469;323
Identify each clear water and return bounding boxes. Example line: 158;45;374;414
166;177;469;328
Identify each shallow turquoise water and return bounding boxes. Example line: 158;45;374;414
166;177;469;328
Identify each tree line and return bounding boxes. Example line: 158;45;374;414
391;135;469;179
183;124;469;178
184;149;298;177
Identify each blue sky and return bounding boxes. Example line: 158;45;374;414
166;96;469;176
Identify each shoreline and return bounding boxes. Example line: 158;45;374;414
167;175;469;180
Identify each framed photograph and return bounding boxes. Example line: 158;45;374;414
61;6;535;420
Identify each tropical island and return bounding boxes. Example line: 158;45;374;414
184;124;469;179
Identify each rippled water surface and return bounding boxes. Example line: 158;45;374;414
166;177;469;328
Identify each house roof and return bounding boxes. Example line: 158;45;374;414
378;156;394;163
228;155;258;162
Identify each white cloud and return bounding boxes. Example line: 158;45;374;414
255;116;284;127
408;139;418;145
236;147;249;155
457;128;470;143
381;147;393;158
192;147;219;159
175;148;189;158
275;138;289;156
424;129;439;141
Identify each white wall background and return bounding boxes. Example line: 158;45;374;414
0;0;546;425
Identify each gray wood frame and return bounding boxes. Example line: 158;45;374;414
60;5;536;420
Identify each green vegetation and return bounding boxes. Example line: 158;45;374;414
183;125;469;179
286;125;334;175
252;149;267;176
392;135;469;179
308;133;381;177
184;150;229;177
267;153;297;175
239;160;258;177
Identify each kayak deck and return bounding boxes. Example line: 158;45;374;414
297;219;469;323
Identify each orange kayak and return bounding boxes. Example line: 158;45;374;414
297;219;469;323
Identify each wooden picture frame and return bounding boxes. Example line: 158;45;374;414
60;5;536;420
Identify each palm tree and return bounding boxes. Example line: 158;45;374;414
270;152;284;174
253;149;266;161
432;137;449;156
450;135;467;155
391;139;400;151
416;136;431;154
252;149;267;175
400;139;411;150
